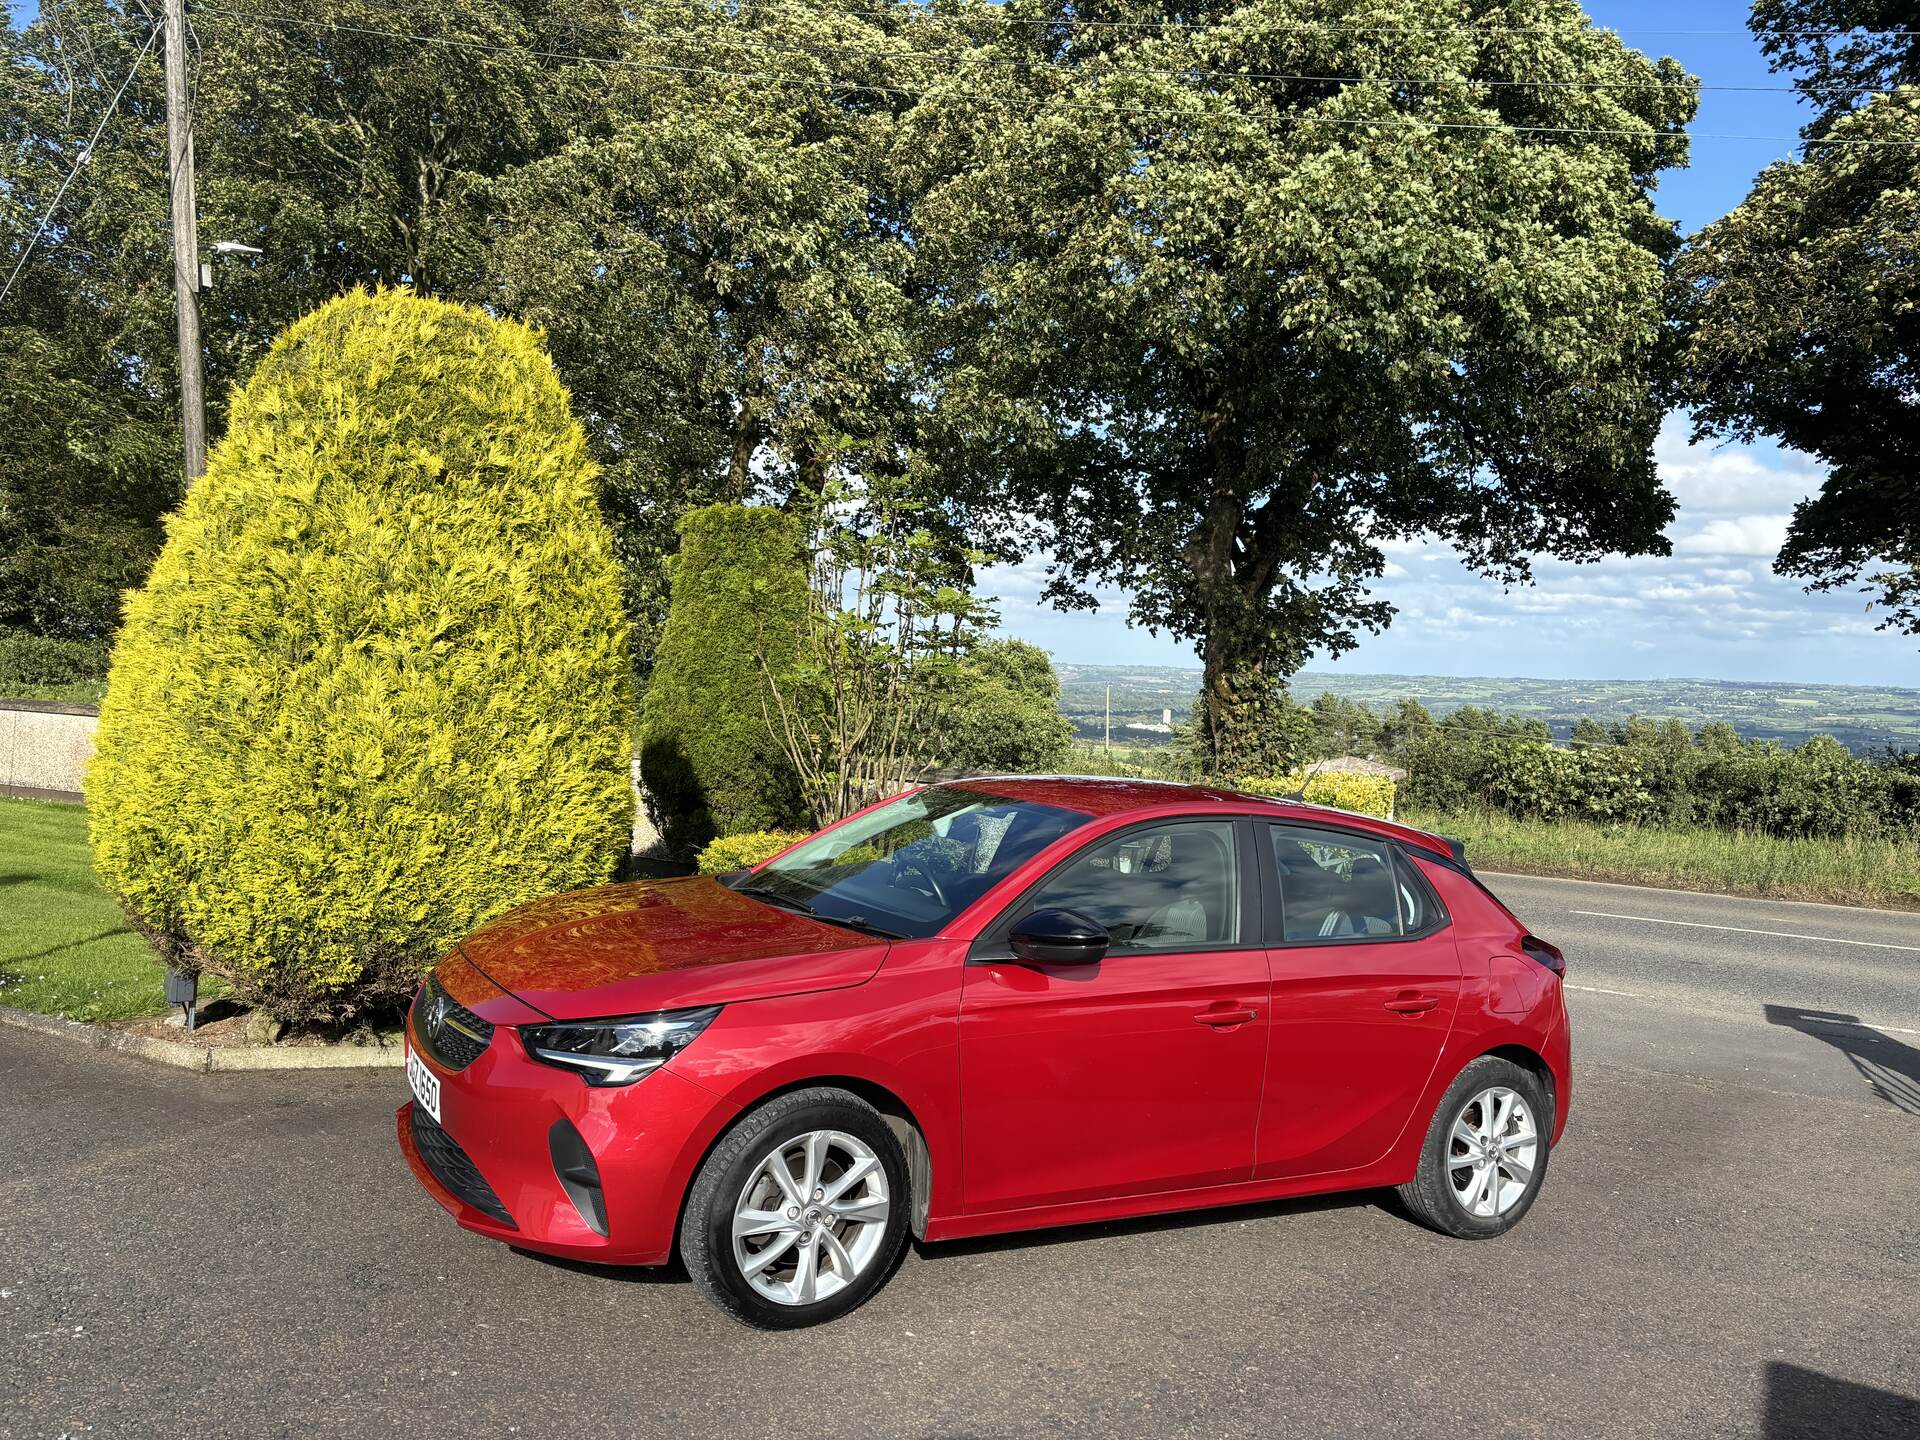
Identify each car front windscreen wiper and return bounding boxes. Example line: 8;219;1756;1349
732;885;905;941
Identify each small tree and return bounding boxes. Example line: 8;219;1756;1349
88;290;635;1022
759;478;995;826
932;637;1075;775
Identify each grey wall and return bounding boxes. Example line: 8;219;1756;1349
1;702;97;802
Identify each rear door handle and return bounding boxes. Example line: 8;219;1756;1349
1195;1007;1258;1027
1384;994;1441;1015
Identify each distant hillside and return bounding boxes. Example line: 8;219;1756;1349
1053;665;1920;756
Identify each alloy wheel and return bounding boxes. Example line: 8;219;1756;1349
730;1129;891;1306
1447;1085;1539;1219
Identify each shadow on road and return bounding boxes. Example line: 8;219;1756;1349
1765;1361;1920;1438
919;1188;1385;1261
1764;1005;1920;1116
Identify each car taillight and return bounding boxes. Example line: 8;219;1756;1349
1521;935;1566;976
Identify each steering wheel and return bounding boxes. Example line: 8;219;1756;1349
890;850;949;908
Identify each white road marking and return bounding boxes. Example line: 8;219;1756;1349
1569;910;1920;954
1564;982;1920;1036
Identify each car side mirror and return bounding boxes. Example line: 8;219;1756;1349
1008;908;1109;966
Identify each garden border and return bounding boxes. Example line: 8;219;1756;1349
0;1003;403;1072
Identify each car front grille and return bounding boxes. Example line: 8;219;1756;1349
411;973;493;1071
408;1103;515;1228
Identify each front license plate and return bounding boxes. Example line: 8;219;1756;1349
407;1045;441;1125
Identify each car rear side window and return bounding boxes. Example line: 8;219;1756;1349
1023;820;1240;952
1268;824;1408;942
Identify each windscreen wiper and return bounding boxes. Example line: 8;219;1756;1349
733;886;904;941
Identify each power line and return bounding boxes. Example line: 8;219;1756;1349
0;23;162;310
189;8;1920;150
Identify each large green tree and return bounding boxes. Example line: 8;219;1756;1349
1;0;612;639
1677;6;1920;639
908;0;1695;773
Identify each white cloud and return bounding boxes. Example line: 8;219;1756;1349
1673;515;1793;556
1654;417;1823;516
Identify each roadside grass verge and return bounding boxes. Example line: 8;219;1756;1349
0;797;175;1020
1406;806;1920;912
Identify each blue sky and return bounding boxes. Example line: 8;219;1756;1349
983;1;1920;687
9;0;1910;685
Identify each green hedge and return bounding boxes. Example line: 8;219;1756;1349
639;504;810;854
1241;769;1397;820
696;829;809;874
0;630;108;690
88;289;635;1022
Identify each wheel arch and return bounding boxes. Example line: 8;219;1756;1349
1482;1042;1556;1117
673;1074;937;1248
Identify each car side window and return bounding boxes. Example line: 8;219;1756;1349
1268;825;1408;942
1023;821;1240;952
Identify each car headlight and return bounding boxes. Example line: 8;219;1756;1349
520;1005;721;1087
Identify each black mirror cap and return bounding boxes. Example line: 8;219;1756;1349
1009;907;1109;965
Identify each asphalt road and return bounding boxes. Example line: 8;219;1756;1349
4;873;1917;1440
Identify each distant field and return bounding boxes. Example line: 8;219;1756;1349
1404;807;1920;912
1055;664;1920;755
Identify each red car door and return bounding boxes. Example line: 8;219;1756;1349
1253;822;1461;1181
959;818;1270;1213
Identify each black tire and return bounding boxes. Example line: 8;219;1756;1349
1397;1055;1553;1239
679;1086;911;1329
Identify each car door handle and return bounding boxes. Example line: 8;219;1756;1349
1194;1007;1258;1027
1384;994;1442;1015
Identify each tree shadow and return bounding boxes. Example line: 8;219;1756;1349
2;928;124;966
1764;1361;1920;1438
1763;1004;1920;1117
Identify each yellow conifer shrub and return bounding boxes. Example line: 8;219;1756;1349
1239;770;1398;820
88;289;635;1021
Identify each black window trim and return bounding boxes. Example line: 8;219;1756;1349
968;815;1265;963
1256;819;1452;948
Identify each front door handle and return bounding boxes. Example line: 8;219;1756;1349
1194;1007;1258;1027
1384;994;1441;1015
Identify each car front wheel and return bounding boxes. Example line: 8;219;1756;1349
1398;1055;1552;1238
680;1086;910;1329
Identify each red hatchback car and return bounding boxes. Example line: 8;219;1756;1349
398;777;1571;1328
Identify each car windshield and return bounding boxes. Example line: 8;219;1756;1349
739;787;1089;939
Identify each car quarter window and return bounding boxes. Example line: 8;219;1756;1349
1022;820;1240;952
1268;824;1427;943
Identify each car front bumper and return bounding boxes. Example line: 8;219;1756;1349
397;1012;739;1267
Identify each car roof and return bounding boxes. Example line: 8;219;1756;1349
940;775;1456;861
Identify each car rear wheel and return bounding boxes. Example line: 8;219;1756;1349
1398;1055;1552;1239
680;1086;910;1329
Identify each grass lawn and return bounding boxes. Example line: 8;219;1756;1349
0;797;175;1020
1;678;106;705
1406;806;1920;912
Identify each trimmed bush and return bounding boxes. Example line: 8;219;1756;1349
0;629;108;689
88;289;635;1022
639;504;810;854
1241;770;1398;820
696;829;809;874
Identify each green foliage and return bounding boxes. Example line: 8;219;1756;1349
87;290;635;1022
1240;770;1397;821
695;830;809;875
909;0;1696;769
1391;708;1918;840
932;637;1074;774
1750;0;1920;133
760;476;1000;825
0;630;108;690
640;504;810;854
1677;87;1920;637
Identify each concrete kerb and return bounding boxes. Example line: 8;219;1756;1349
0;1002;404;1073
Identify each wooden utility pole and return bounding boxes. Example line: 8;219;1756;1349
162;0;206;480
